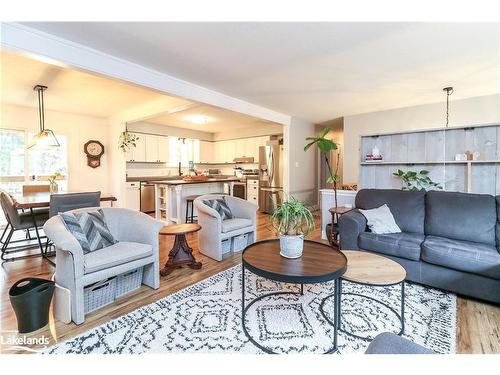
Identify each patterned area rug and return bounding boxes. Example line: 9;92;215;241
46;265;456;354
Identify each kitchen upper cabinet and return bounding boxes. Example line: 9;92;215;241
125;132;146;162
127;133;168;163
200;141;213;163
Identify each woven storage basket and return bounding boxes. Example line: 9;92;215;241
84;277;116;314
221;238;231;254
115;267;143;299
232;233;249;252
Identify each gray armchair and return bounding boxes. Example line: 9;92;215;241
194;194;258;261
43;207;164;324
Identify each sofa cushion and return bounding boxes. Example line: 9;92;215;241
60;209;117;253
358;231;424;261
221;218;253;233
359;204;401;234
355;189;425;234
203;197;233;220
422;235;500;280
496;196;500;251
425;190;496;246
84;241;152;274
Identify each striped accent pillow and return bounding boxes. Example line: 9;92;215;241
203;197;233;221
60;209;117;253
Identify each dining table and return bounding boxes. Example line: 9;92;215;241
8;191;117;264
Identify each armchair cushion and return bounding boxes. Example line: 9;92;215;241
84;241;153;274
221;218;253;233
60;209;117;253
203;197;233;220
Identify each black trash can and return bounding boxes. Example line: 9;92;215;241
9;278;55;333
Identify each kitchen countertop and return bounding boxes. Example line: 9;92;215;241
126;175;179;182
148;177;242;186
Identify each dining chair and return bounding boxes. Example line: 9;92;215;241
22;184;50;194
0;190;49;262
48;192;101;217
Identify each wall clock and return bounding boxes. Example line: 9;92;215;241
84;140;104;168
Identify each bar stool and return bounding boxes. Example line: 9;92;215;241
185;195;202;223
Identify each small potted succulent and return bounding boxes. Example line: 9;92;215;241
271;197;315;258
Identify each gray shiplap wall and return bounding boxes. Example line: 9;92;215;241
359;124;500;195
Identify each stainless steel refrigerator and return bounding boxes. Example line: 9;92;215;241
258;145;284;213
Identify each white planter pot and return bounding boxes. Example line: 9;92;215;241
279;234;304;258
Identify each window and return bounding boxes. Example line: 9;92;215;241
168;137;200;167
0;128;68;193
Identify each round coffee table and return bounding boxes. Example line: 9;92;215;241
159;224;202;276
241;239;347;354
323;250;406;341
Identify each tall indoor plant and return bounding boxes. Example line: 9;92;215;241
271;197;315;258
304;127;340;208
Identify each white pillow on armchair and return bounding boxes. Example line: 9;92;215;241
359;204;401;234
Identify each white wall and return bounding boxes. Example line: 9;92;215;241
1;102;111;193
343;94;500;183
284;117;317;205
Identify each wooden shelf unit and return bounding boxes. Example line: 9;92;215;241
359;123;500;195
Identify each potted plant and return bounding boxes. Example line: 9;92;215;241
118;131;139;153
48;172;61;193
393;169;443;191
271;197;315;258
304;127;340;209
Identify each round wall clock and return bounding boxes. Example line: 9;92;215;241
84;140;104;168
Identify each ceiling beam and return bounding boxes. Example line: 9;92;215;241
1;22;291;126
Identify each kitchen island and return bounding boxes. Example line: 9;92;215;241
151;177;239;224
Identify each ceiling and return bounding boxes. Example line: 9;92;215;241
0;50;279;133
0;50;177;118
145;104;278;133
21;22;500;122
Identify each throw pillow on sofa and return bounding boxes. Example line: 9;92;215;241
60;209;117;253
203;197;233;221
359;204;401;234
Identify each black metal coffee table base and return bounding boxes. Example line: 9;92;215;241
321;278;405;341
241;264;341;354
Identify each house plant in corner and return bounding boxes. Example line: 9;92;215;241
304;127;340;209
271;197;315;258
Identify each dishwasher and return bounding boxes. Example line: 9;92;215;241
140;182;156;213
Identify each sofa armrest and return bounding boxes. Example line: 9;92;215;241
338;209;367;250
43;215;85;277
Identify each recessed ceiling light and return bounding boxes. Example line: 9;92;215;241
185;115;210;125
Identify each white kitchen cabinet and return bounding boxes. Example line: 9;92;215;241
200;141;214;162
247;179;259;206
125;132;146;162
145;135;158;162
125;182;140;210
157;136;168;162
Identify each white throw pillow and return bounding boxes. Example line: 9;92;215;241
359;204;401;234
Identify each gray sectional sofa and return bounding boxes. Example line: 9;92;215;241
338;189;500;304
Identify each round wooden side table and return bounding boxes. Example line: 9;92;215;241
159;224;202;276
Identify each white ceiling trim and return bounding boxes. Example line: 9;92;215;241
1;22;291;126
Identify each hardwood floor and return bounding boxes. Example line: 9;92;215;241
0;212;498;354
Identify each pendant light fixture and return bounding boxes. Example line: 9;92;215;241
27;85;60;149
443;86;454;128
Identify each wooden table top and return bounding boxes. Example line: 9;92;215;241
160;223;202;235
242;239;347;284
11;191;117;209
328;206;353;215
341;250;406;286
